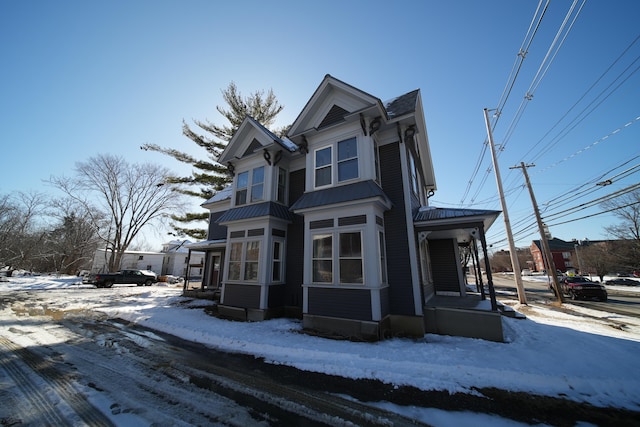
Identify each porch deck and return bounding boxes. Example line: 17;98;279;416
424;293;505;342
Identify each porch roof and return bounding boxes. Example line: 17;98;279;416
185;239;226;250
414;206;501;243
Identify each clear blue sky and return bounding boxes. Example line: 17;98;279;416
1;0;639;250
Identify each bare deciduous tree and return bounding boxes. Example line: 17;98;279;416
49;154;182;272
601;189;640;272
0;192;49;272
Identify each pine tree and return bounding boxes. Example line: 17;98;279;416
141;82;285;239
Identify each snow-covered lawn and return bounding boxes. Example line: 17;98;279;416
2;274;640;415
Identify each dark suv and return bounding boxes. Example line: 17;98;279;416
561;276;607;302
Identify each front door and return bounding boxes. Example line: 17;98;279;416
206;253;222;289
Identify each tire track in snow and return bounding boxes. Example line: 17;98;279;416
0;336;114;427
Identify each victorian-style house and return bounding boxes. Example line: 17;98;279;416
188;75;504;341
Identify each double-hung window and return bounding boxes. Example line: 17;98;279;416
315;147;332;187
272;240;283;282
235;172;249;205
337;137;358;182
277;167;287;203
251;166;264;202
236;166;264;205
314;137;359;189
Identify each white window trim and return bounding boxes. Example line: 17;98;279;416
310;228;365;286
226;240;261;283
271;238;285;283
313;145;333;189
235;166;265;206
312;135;360;190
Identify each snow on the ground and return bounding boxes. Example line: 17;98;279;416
2;274;640;414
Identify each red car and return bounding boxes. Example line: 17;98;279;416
561;276;607;302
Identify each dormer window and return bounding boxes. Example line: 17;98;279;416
235;166;265;206
314;137;359;189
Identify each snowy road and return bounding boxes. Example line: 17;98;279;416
0;287;427;426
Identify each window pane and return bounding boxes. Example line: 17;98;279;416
315;147;331;167
235;189;247;205
313;260;332;282
313;235;332;258
338;138;357;161
272;261;281;281
277;168;287;203
228;262;240;280
245;262;258;280
252;166;264;184
340;232;361;257
338;158;358;181
315;166;331;187
246;241;260;261
340;259;363;283
237;171;248;188
230;243;243;261
273;241;281;260
251;183;263;202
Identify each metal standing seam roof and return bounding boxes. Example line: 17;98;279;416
289;180;392;211
215;201;295;224
413;207;501;231
384;90;419;119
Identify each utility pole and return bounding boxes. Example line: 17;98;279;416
483;108;527;304
512;162;563;303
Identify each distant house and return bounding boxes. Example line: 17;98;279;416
530;238;577;273
189;75;503;341
91;249;164;274
90;241;204;279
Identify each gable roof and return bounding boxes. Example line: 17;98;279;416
287;74;385;138
218;115;297;164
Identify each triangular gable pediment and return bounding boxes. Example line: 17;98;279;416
288;75;383;137
218;116;294;164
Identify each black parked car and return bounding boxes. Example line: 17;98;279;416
604;278;639;286
561;276;607;302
